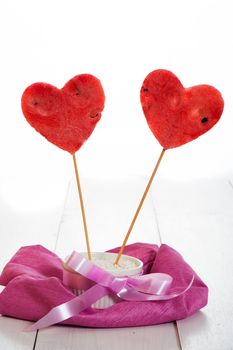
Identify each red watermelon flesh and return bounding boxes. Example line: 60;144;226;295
140;70;224;149
21;74;105;154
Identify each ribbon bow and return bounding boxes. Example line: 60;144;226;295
28;251;194;331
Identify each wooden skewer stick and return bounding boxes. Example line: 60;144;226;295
114;148;166;265
72;153;92;260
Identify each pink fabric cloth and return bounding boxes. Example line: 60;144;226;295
0;243;208;328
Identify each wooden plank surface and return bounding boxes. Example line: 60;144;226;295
35;323;180;350
2;177;232;349
0;317;37;350
0;180;67;349
0;205;64;273
55;178;160;255
151;178;233;350
36;178;180;350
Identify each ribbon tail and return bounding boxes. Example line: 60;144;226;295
26;284;108;331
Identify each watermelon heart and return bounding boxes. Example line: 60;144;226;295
140;69;224;149
21;74;105;154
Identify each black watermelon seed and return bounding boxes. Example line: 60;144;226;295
201;117;208;123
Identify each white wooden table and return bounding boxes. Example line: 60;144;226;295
1;177;233;349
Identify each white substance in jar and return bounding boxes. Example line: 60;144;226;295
90;256;138;271
80;252;143;277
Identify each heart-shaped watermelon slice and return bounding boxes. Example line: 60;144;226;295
140;69;224;149
21;74;105;154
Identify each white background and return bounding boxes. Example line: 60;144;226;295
0;0;232;211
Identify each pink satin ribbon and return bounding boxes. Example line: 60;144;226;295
27;251;194;331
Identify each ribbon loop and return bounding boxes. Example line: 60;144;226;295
128;273;173;295
108;277;127;294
